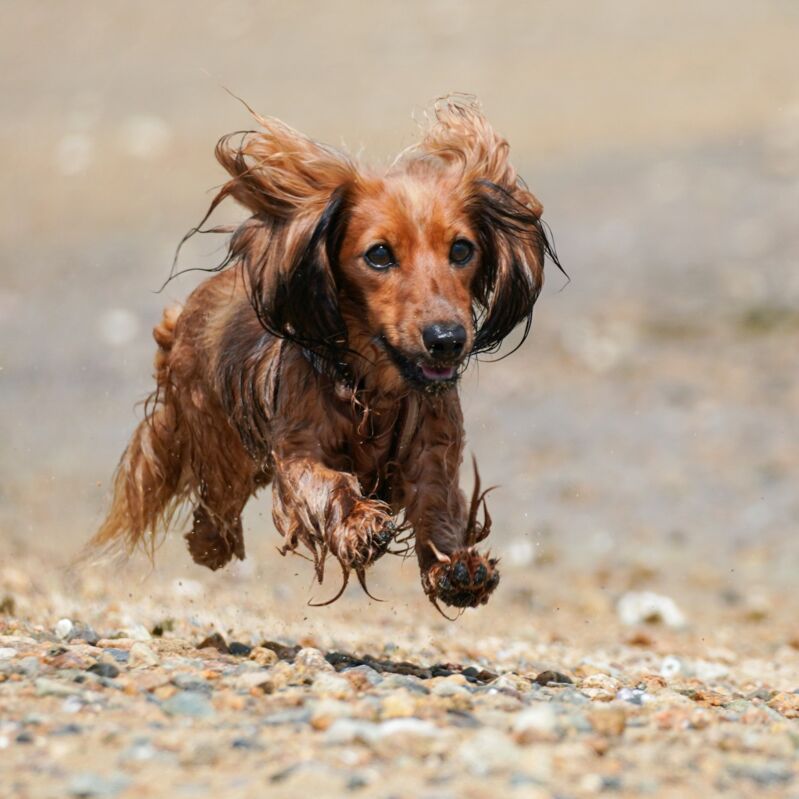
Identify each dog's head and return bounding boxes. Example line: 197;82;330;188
210;96;560;394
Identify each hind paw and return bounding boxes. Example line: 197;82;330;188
185;507;245;571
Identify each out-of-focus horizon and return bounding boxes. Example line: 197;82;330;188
1;1;797;590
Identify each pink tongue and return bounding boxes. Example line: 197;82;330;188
421;364;456;380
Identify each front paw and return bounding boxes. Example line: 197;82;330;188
422;548;500;608
328;499;396;570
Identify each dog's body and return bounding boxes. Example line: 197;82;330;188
90;97;560;611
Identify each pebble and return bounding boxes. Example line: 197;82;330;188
128;643;159;669
309;699;352;731
35;677;80;697
430;676;472;697
0;647;17;659
588;705;627;736
311;670;353;699
294;647;334;673
87;662;119;679
160;690;215;718
343;664;384;688
249;646;278;666
380;692;417;719
68;772;130;798
533;670;573;686
55;618;75;640
234;671;273;693
458;728;520;775
617;591;687;628
580;674;622;701
512;703;560;742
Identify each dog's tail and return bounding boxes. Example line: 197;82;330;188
85;304;188;560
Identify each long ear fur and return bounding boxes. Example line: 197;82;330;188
416;94;563;354
180;109;356;367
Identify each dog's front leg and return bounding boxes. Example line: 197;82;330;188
401;397;500;610
271;452;396;581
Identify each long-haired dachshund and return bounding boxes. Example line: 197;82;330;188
89;95;561;612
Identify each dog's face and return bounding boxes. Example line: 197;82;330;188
213;97;560;394
337;173;479;393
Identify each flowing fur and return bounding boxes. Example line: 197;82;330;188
87;95;563;610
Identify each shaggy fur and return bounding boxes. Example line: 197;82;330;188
88;96;562;611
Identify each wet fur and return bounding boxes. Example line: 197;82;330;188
88;96;562;610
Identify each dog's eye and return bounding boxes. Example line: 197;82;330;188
364;243;396;270
449;239;474;266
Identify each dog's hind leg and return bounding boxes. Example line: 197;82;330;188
88;305;186;557
182;410;270;571
185;478;251;571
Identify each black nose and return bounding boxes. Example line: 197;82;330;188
422;323;466;360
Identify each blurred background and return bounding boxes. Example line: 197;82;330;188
1;1;797;633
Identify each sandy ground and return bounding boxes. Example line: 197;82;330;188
1;2;799;797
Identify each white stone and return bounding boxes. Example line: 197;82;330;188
128;643;159;669
617;591;686;628
513;703;559;739
54;619;74;640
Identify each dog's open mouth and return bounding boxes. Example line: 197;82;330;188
419;363;457;382
379;337;461;393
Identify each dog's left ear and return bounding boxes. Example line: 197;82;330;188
418;95;560;353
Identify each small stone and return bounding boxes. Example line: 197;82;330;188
343;664;383;689
103;649;129;664
197;633;228;653
295;647;334;673
659;656;684;679
513;703;559;743
311;671;353;699
179;740;219;766
161;690;215;718
380;692;417;719
588;705;627;736
581;674;622;701
35;677;80;697
172;673;210;693
430;676;472;697
121;624;152;641
55;619;75;640
234;671;274;693
309;699;352;731
249;647;278;667
228;641;252;656
68;772;130;797
767;692;799;719
0;647;17;660
533;670;573;686
617;591;686;628
458;728;520;775
16;657;41;677
87;662;119;679
617;687;649;706
490;674;528;694
128;643;159;669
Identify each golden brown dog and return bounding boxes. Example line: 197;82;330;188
89;96;562;612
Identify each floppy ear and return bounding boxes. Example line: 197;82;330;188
197;111;356;363
468;180;547;353
418;95;560;353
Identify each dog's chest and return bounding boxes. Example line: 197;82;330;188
346;395;420;501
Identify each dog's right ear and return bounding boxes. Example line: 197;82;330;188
214;112;355;219
207;112;356;362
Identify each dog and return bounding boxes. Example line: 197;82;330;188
88;95;561;612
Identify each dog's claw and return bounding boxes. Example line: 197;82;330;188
422;548;500;609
